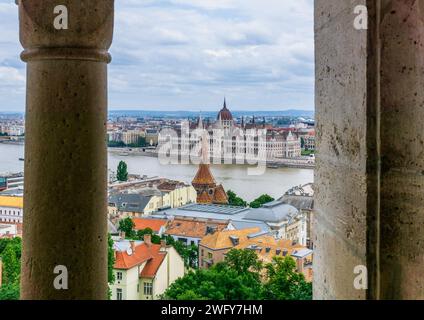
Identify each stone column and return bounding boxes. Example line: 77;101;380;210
18;0;114;300
315;0;424;300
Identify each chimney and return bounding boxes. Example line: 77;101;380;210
144;234;152;246
129;240;136;254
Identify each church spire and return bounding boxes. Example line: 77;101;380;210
223;97;227;109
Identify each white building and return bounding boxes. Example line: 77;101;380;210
110;236;185;300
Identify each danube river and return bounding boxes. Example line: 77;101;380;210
0;143;314;201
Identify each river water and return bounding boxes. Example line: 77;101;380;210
0;143;314;201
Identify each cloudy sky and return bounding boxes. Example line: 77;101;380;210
0;0;314;112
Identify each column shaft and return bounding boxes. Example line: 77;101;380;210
18;0;114;300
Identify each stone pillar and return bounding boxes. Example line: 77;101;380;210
315;0;424;300
379;0;424;300
18;0;114;300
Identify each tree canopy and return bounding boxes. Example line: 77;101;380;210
116;161;128;182
0;237;22;300
118;217;135;238
162;249;312;300
249;194;275;208
227;190;247;207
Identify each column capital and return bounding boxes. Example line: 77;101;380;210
18;0;114;63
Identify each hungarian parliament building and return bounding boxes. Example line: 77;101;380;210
160;100;302;163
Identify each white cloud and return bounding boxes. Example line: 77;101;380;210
0;0;314;111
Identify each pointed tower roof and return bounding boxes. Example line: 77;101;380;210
213;184;229;204
217;98;233;121
192;164;217;186
197;112;204;129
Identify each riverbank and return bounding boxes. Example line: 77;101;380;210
108;147;316;169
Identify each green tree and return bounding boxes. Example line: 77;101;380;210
249;194;274;208
162;249;312;301
224;249;262;275
163;249;262;300
107;233;115;299
162;235;198;269
0;283;19;300
262;256;312;300
108;140;126;148
118;217;135;239
0;238;22;301
227;190;247;207
116;161;128;182
1;241;21;285
136;228;161;244
127;136;147;148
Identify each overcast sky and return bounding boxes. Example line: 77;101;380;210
0;0;314;112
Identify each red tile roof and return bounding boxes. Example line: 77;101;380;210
114;243;167;279
133;218;167;233
140;250;167;278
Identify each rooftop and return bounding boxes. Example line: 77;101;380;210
165;217;228;239
133;217;168;232
200;228;262;250
114;240;167;279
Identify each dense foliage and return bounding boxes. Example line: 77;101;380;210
227;190;247;207
118;217;135;238
163;235;198;269
116;161;129;182
0;237;22;300
249;194;275;208
162;249;312;300
107;233;115;299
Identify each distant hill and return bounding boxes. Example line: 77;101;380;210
1;109;315;119
109;109;314;119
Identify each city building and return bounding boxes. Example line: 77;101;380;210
0;195;23;224
0;173;24;193
243;201;300;239
303;131;315;151
159;100;303;164
155;201;304;242
108;189;165;218
108;179;197;218
280;183;314;248
110;235;185;300
156;180;197;209
0;224;17;238
133;217;168;236
164;217;229;246
199;228;313;281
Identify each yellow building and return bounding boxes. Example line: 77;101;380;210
0;196;23;224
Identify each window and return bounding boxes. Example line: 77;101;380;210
144;282;153;296
116;272;122;280
116;288;123;300
208;252;212;259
